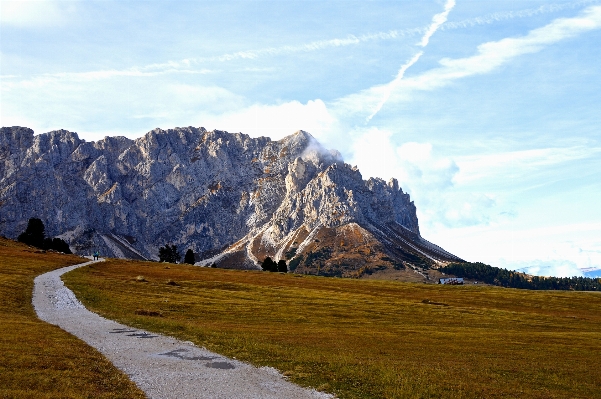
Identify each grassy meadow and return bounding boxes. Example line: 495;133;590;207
63;259;601;399
0;238;145;399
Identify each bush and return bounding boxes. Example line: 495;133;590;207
158;245;181;263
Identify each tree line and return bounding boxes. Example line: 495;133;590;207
261;256;287;272
158;244;195;264
18;218;72;254
440;262;601;291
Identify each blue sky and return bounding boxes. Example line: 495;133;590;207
2;0;601;277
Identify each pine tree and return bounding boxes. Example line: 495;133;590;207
184;248;195;264
159;244;181;263
261;257;278;272
18;218;46;248
277;259;288;273
43;237;72;254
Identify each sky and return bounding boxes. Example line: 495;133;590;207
2;0;601;277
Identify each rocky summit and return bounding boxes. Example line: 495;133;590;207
0;126;461;278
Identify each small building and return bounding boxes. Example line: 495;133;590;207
439;277;464;285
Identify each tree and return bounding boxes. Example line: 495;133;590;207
159;244;181;263
277;259;288;273
17;218;72;253
43;237;72;254
18;218;45;248
261;257;278;272
184;248;195;265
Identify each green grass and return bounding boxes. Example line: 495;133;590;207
64;259;601;399
0;238;145;399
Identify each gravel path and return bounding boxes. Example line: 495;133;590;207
33;259;334;399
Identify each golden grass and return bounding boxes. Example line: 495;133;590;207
64;259;601;399
0;238;145;399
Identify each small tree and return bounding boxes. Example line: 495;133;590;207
43;237;72;254
18;218;45;248
184;248;195;264
261;257;278;272
159;244;181;263
17;218;72;253
277;259;288;273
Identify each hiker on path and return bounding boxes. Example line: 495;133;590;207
93;251;99;260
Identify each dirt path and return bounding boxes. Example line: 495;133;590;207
33;259;333;399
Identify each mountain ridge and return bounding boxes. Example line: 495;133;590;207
0;126;461;277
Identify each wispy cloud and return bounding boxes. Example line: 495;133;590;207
443;0;601;30
1;68;214;87
366;51;424;122
5;1;596;83
155;0;599;69
366;0;456;122
454;146;601;184
336;4;601;120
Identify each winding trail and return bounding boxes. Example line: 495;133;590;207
33;259;333;399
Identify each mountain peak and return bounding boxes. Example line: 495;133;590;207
0;126;461;278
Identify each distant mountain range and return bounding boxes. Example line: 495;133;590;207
0;126;461;277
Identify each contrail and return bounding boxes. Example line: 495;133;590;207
366;51;423;122
420;0;456;47
443;0;600;30
367;0;456;122
3;0;596;82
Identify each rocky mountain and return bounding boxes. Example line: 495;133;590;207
0;126;461;277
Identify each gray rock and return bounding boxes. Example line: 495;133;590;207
0;126;460;270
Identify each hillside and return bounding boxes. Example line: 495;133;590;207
1;126;461;277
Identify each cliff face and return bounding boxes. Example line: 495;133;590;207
0;126;460;276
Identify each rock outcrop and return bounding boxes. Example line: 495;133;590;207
0;126;461;277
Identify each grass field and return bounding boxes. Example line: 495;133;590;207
63;259;601;399
0;238;145;399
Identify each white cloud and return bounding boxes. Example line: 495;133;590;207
426;219;601;276
344;129;505;231
511;259;585;278
454;146;601;184
202;99;338;141
0;0;76;27
0;75;247;139
499;230;601;277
